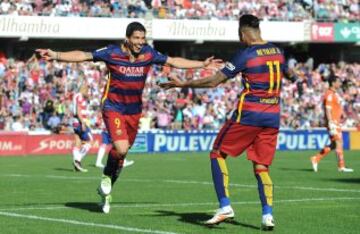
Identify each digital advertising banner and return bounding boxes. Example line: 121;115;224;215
334;23;360;42
0;129;354;156
311;23;334;42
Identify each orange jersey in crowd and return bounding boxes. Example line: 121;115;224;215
323;89;342;124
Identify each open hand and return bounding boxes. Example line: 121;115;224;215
203;56;224;70
35;49;57;61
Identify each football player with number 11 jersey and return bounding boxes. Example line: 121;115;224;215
161;14;296;230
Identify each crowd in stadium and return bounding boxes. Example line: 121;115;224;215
0;0;358;22
0;52;358;132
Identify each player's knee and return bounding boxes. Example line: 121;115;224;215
254;164;269;174
114;147;128;156
210;150;226;159
113;140;130;156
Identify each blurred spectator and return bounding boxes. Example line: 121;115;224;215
11;115;26;131
47;111;61;131
155;105;172;129
0;51;358;132
139;112;154;130
0;0;358;21
171;99;185;130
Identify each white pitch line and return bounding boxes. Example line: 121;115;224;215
112;197;360;207
2;174;360;193
1;197;359;212
0;211;178;234
289;186;360;193
165;179;256;188
2;174;154;182
161;179;360;193
4;174;99;180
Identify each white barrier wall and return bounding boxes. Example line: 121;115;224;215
0;16;139;39
153;19;306;42
0;16;306;42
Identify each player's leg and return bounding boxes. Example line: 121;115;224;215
211;151;230;209
72;133;88;172
96;143;107;168
254;164;274;230
248;127;278;230
102;113;140;186
78;130;92;161
105;139;129;185
75;126;92;171
335;132;353;172
205;122;257;225
122;115;140;169
310;132;335;172
96;131;111;168
98;140;129;214
72;134;82;163
97;140;129;214
204;149;234;225
97;111;130;213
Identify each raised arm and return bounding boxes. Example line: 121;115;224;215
160;71;228;89
36;49;93;62
166;56;223;70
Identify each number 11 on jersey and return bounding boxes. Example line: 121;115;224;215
266;61;281;94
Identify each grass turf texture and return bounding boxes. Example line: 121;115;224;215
0;151;359;234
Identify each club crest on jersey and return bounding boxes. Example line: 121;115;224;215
225;62;236;71
116;129;122;136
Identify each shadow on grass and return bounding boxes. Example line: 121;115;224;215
65;201;159;213
65;202;100;213
278;167;314;172
54;168;75;172
153;210;260;230
325;178;360;184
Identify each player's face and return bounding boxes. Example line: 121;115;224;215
127;31;146;54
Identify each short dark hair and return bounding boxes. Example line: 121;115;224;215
239;14;260;30
126;22;146;37
328;75;339;87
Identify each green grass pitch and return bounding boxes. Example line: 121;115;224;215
0;150;359;234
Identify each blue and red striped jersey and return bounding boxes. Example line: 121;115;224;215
221;42;287;128
92;44;168;115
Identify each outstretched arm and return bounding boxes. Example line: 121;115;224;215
160;71;228;89
166;56;223;70
36;49;93;62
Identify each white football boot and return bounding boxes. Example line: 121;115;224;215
205;205;235;225
338;167;354;172
261;214;275;231
98;175;112;214
123;159;135;168
310;156;318;172
73;160;88;172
